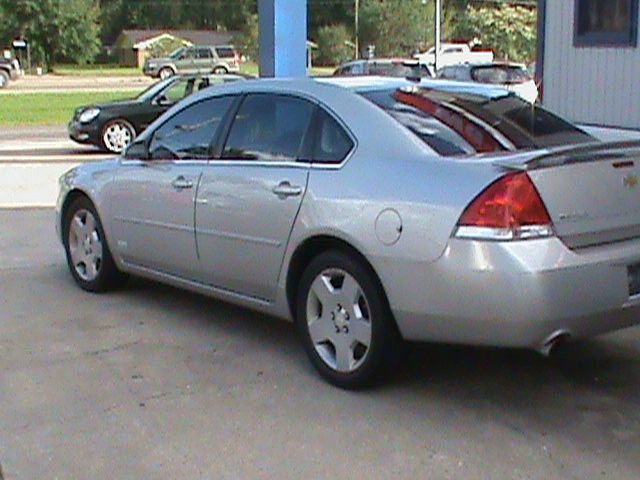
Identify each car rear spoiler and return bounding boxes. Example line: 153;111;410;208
494;140;640;171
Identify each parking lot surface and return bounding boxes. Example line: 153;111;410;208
0;209;639;479
0;127;111;208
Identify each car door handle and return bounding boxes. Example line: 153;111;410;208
171;176;194;190
272;181;302;198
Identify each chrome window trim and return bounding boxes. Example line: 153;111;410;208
211;91;358;171
119;159;210;167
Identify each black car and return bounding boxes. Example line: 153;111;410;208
68;74;245;153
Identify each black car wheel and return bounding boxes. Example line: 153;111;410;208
296;250;403;389
213;66;228;75
63;196;128;292
101;119;136;154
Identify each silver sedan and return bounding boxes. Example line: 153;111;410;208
56;77;640;388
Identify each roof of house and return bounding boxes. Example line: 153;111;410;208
118;30;240;49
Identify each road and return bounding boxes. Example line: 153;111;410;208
0;208;639;479
0;74;153;94
0;127;113;208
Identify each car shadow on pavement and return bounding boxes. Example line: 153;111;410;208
80;273;638;448
122;274;640;402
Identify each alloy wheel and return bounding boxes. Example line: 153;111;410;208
305;268;373;373
103;122;133;153
68;209;103;282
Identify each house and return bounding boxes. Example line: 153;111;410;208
537;0;640;129
112;30;240;68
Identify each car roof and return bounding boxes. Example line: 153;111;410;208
319;76;511;100
443;62;527;70
172;76;512;115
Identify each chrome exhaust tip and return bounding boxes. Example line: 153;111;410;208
538;330;571;357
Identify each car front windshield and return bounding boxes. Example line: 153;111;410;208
135;78;176;102
359;87;594;156
169;48;185;60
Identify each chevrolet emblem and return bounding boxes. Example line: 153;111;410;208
623;174;639;189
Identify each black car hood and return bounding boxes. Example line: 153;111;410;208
77;99;142;113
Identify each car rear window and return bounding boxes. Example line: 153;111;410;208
471;66;531;85
360;89;477;156
359;87;594;156
368;62;424;78
215;47;236;58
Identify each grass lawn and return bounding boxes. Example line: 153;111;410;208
240;62;335;77
52;65;142;77
51;62;335;78
0;91;141;127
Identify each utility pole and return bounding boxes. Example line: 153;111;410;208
434;0;442;72
355;0;359;59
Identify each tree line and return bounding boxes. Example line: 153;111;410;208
0;0;537;68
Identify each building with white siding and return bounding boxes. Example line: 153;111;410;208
537;0;640;129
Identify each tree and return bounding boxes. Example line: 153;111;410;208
315;25;353;66
451;4;537;62
0;0;101;67
359;0;434;57
237;13;259;61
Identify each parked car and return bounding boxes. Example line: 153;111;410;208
56;77;640;389
414;42;494;69
437;63;539;103
68;74;245;153
0;56;19;89
143;45;241;79
334;58;434;78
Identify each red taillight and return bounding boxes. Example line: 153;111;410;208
456;172;553;241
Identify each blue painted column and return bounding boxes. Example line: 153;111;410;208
258;0;307;78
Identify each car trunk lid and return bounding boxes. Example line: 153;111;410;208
494;140;640;249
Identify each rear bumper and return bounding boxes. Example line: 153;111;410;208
384;237;640;349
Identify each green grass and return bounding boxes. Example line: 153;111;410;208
240;62;335;77
52;65;142;77
0;91;141;127
52;62;335;78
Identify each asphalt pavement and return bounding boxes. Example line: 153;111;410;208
0;127;113;208
0;209;639;479
0;74;153;94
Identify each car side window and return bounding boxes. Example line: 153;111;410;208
196;48;212;59
149;96;235;160
159;78;191;104
221;94;315;162
351;63;364;75
311;109;354;164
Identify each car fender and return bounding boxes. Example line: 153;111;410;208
57;161;119;258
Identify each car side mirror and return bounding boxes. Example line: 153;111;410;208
124;139;149;160
155;94;172;106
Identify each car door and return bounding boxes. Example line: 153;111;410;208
195;93;315;300
194;47;213;73
176;47;197;74
109;95;236;280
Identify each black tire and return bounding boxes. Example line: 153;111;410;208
63;196;128;292
212;66;228;75
0;70;9;89
296;250;403;389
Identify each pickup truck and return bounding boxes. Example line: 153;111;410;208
0;57;19;89
414;43;494;70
